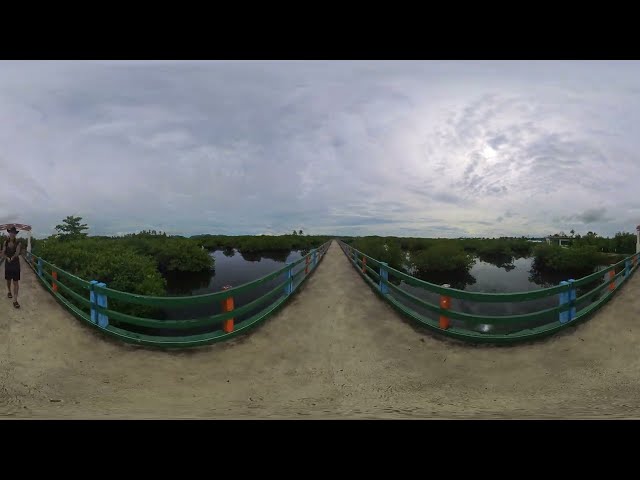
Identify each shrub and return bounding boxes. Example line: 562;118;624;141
351;237;404;271
411;243;475;274
532;244;607;275
33;237;167;319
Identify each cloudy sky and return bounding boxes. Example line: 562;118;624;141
1;60;640;238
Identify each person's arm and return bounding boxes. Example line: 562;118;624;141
0;242;4;259
15;242;21;260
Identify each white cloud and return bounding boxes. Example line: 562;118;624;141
1;60;640;238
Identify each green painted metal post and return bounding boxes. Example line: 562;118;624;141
380;262;389;294
568;278;576;321
559;281;569;323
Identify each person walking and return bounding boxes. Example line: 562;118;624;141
2;225;21;308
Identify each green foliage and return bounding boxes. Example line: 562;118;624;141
411;243;475;274
55;215;89;241
559;231;636;254
351;237;404;271
191;234;330;253
33;237;167;319
119;233;213;273
532;244;608;275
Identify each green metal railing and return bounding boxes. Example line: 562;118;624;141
338;239;640;344
23;241;331;348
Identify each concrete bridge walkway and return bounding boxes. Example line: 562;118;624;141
2;241;640;419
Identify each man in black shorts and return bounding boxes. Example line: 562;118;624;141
2;225;21;308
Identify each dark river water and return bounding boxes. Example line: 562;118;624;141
160;249;307;330
395;254;622;335
152;247;622;336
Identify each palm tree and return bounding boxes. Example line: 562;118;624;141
570;229;575;237
299;229;304;236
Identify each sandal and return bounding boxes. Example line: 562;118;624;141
7;292;12;299
13;301;20;309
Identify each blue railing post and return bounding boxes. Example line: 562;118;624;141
625;259;631;277
284;263;293;296
37;257;43;277
568;278;576;321
89;280;98;324
380;262;389;294
312;248;317;268
559;280;569;323
96;282;109;328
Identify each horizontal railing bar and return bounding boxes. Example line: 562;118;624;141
94;241;330;306
97;277;290;329
40;270;92;307
338;239;639;302
386;280;568;324
365;264;380;281
32;240;331;307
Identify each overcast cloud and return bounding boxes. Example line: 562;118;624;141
1;60;640;238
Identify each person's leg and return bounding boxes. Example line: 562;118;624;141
13;278;19;304
6;278;11;297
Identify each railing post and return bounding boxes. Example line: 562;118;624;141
379;262;389;294
362;256;366;273
568;278;576;321
439;284;451;330
305;254;310;275
312;248;317;268
37;257;43;277
559;281;569;323
96;282;109;328
608;269;615;291
221;285;234;333
284;262;293;296
52;270;58;293
625;259;631;277
89;280;98;324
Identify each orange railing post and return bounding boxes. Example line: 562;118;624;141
52;271;58;293
608;270;615;292
305;254;310;275
362;256;366;273
221;285;235;333
439;284;451;329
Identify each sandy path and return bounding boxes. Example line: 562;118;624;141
1;242;640;419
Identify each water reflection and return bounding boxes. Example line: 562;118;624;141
154;249;618;338
527;268;567;288
160;249;306;330
396;257;567;335
477;253;516;272
414;269;477;290
239;250;291;263
164;270;212;295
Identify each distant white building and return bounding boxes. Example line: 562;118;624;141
545;236;572;248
